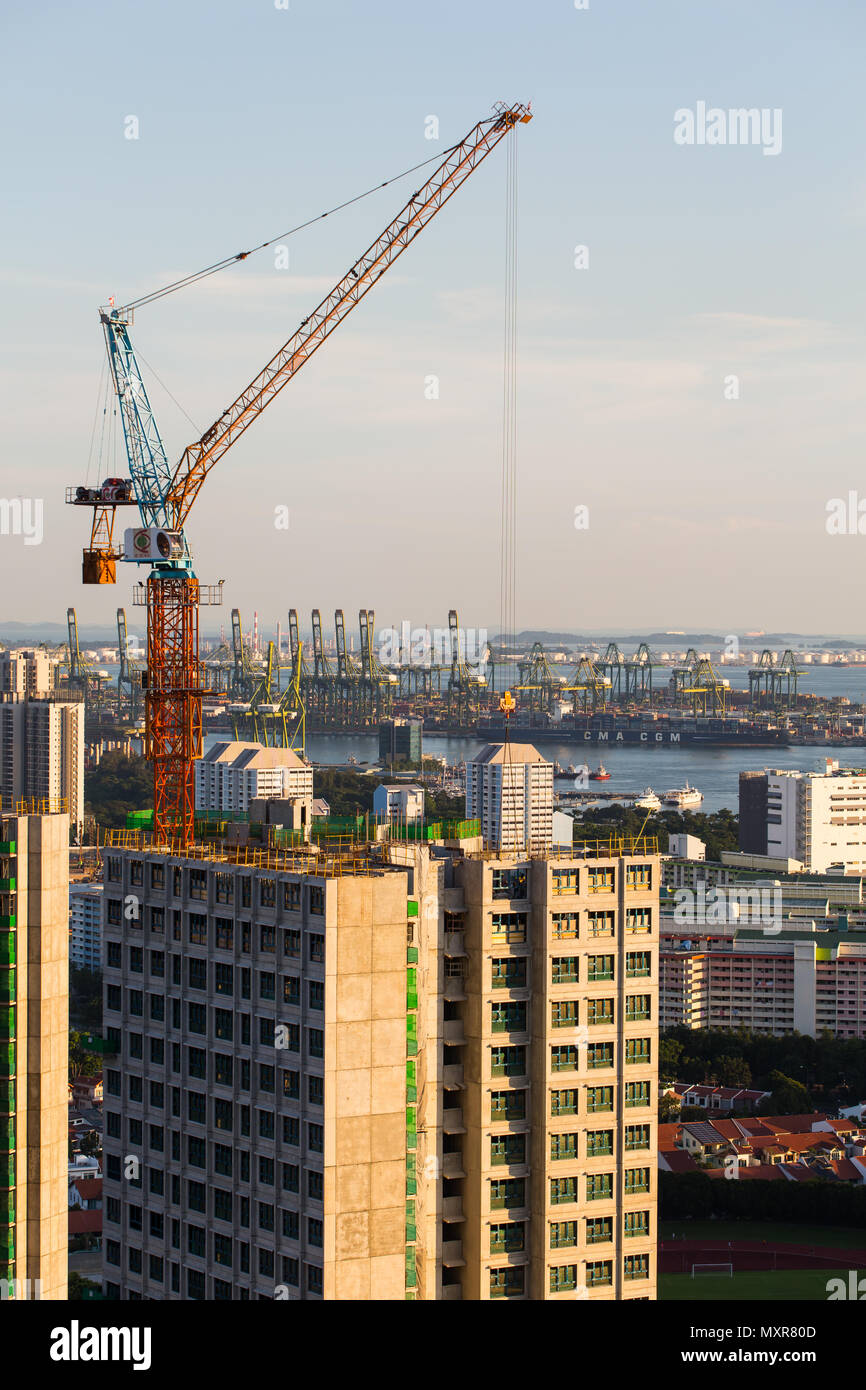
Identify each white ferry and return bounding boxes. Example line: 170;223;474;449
635;787;662;810
662;782;703;808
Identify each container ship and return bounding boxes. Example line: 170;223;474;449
476;711;789;746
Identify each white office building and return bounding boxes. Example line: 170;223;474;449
69;882;103;971
466;742;553;852
767;763;866;873
373;783;425;823
194;741;314;814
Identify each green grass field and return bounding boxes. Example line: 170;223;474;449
660;1268;848;1301
660;1220;866;1251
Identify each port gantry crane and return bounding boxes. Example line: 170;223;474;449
68;102;533;845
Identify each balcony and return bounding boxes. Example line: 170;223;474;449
443;1064;465;1091
442;1109;465;1134
444;932;467;958
442;1151;466;1179
441;1284;462;1300
442;1196;465;1223
444;976;466;1002
443;1020;465;1046
441;1240;465;1267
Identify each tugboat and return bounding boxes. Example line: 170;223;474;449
589;763;611;781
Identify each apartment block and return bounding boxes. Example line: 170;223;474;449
195;742;314;815
0;699;84;836
466;743;553;853
100;828;658;1301
739;763;866;874
0;649;58;700
1;808;70;1300
69;882;103;972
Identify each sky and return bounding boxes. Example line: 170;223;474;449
2;0;865;643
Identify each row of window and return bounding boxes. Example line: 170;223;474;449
489;1081;651;1120
105;946;324;1011
490;1216;651;1255
105;905;325;963
489;1252;650;1298
105;1107;322;1156
106;1183;322;1234
103;992;325;1060
105;1241;323;1296
489;1170;650;1210
106;860;326;917
551;865;653;895
489;1039;651;1078
105;1065;324;1108
490;952;653;990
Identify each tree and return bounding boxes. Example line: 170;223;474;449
758;1069;813;1116
68;1272;101;1300
659;1036;684;1083
69;1031;101;1081
659;1092;681;1122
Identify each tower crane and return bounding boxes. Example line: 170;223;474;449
68;101;532;845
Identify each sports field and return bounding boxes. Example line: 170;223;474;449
660;1220;866;1251
660;1267;848;1301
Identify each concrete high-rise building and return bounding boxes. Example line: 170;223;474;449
378;717;423;768
373;784;424;824
746;764;866;873
466;743;554;853
738;771;768;855
0;699;84;836
69;882;103;972
1;808;70;1300
0;650;58;700
100;822;657;1301
194;742;313;815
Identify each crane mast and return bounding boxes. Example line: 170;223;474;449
70;102;532;845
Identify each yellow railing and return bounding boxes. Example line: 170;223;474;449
101;828;382;877
0;796;69;817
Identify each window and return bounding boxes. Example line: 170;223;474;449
106;941;122;969
214;1097;233;1131
187;1090;206;1124
187;1136;206;1169
587;954;614;982
587;911;615;937
308;1075;324;1106
308;1122;324;1153
489;1178;525;1210
150;950;164;978
625;1038;651;1066
308;1217;323;1247
626;951;651;978
213;1233;233;1268
282;880;301;911
550;1089;578;1117
259;1249;275;1278
588;867;614;894
588;998;614;1027
552;868;579;894
490;912;527;944
551;1000;579;1028
586;1173;612;1202
309;980;324;1010
492;957;527;989
625;1124;650;1151
625;1167;650;1194
624;1211;650;1239
214;916;233;950
552;912;578;940
214;1144;232;1177
551;957;578;985
188;957;207;991
549;1176;577;1205
587;1260;613;1287
492;867;527;899
491;1046;526;1078
550;1221;577;1249
188;913;207;945
188;1002;207;1035
258;1108;275;1139
214;1008;233;1042
586;1129;613;1157
149;994;164;1022
187;1225;206;1257
259;1065;275;1094
551;1046;579;1073
626;863;652;891
625;1253;650;1281
187;1180;206;1214
128;989;143;1017
282;1164;300;1193
626;995;651;1022
490;1222;525;1254
586;1216;612;1245
587;1042;614;1070
550;1132;578;1161
306;1265;323;1297
489;1266;525;1299
491;1001;527;1033
282;1070;300;1100
282;1209;299;1239
260;924;276;954
308;1028;324;1059
549;1264;577;1293
215;874;233;905
284;929;301;959
189;869;207;901
626;1081;650;1108
309;932;324;962
130;860;144;886
149;1081;164;1109
214;962;234;996
490;1134;526;1166
626;908;652;934
129;945;144;974
490;1089;526;1121
259;1201;275;1233
149;906;164;935
283;975;300;1005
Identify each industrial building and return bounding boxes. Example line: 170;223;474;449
194;741;314;815
100;814;657;1300
0;699;84;837
1;806;70;1300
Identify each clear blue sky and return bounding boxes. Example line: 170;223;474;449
2;0;865;639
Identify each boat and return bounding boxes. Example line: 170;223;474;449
635;787;661;810
663;781;703;808
589;763;611;781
